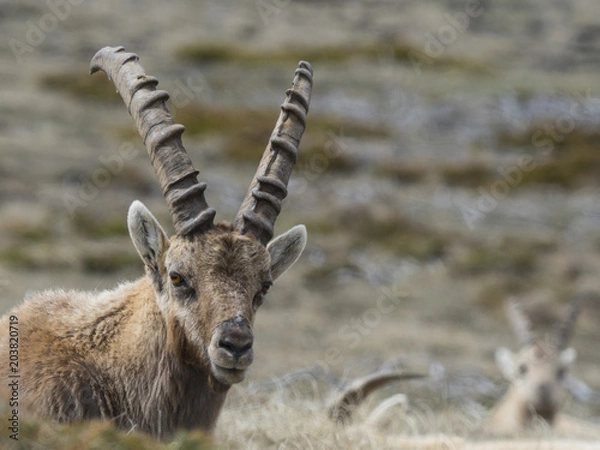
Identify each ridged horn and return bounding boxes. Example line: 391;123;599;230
233;61;313;246
327;371;424;425
506;298;535;347
90;46;215;236
552;298;582;350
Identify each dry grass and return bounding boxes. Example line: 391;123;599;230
213;374;600;449
0;413;214;450
2;375;598;449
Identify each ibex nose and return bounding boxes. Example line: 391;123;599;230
536;382;557;410
218;333;253;358
538;383;552;399
217;318;253;360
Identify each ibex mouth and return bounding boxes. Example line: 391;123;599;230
208;318;254;385
209;348;253;384
211;364;247;385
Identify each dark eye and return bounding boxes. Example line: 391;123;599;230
557;368;566;380
169;272;185;286
518;363;528;377
253;281;272;308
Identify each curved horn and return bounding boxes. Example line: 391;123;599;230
90;46;215;236
506;298;535;347
327;371;424;425
552;298;582;350
233;61;313;246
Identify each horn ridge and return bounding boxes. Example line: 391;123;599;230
234;60;313;245
90;46;215;236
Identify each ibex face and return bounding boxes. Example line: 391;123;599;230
167;230;269;386
493;299;580;428
129;203;305;387
495;343;576;423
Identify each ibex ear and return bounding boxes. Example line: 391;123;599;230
267;225;307;281
128;200;170;281
560;347;577;366
495;347;516;379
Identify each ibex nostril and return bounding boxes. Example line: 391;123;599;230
218;335;253;357
239;342;253;353
218;339;236;354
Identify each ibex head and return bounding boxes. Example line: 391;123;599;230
91;47;311;389
494;299;580;424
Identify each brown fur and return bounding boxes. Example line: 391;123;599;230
0;215;306;438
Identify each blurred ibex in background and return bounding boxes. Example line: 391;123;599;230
489;299;581;433
0;46;312;438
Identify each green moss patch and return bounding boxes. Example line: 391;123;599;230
312;205;448;261
474;276;532;309
144;102;391;173
72;210;129;238
374;161;428;184
450;237;556;277
440;162;494;188
498;127;600;189
39;71;121;103
175;41;491;74
80;250;138;274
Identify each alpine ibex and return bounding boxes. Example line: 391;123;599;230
489;299;581;433
0;46;312;438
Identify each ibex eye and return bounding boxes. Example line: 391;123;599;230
169;272;185;286
557;368;566;380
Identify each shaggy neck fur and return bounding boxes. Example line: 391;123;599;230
7;276;228;438
94;277;230;436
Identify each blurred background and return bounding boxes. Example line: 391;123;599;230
1;0;600;445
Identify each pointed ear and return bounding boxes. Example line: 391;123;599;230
495;347;516;379
128;200;169;283
560;347;577;366
267;224;307;281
